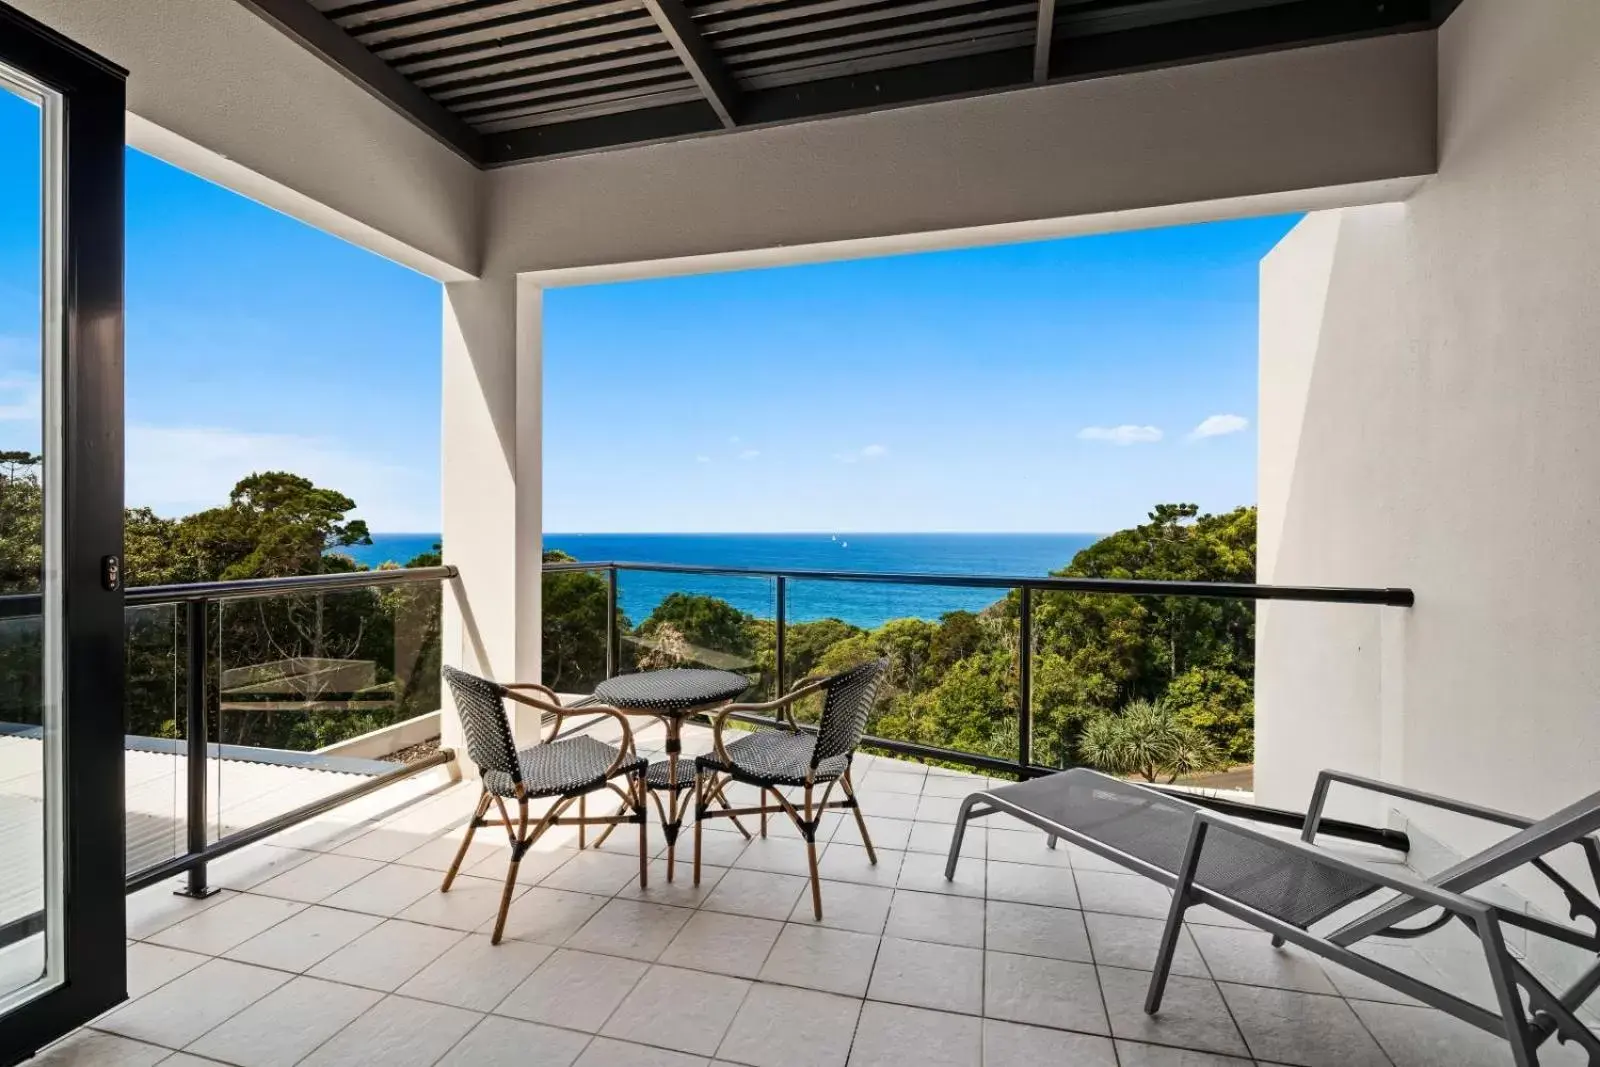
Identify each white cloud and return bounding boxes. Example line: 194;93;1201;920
835;443;889;464
126;424;437;530
695;455;711;464
1077;424;1163;446
738;449;761;460
1188;414;1249;441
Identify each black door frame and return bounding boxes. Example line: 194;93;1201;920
0;4;126;1062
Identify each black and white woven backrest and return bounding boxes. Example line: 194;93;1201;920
443;665;520;785
811;657;889;767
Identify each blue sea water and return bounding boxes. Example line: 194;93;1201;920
340;532;1102;629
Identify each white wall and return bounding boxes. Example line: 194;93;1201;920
12;0;481;280
486;32;1437;277
1257;0;1600;915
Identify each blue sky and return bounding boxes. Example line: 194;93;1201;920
1;86;1296;534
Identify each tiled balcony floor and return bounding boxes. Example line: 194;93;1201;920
41;720;1578;1067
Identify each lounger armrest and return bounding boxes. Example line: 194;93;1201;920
1308;770;1533;836
1191;811;1492;920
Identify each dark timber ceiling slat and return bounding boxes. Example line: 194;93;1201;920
236;0;1447;165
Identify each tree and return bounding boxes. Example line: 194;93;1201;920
177;471;371;581
541;550;619;691
637;593;756;664
1078;698;1226;783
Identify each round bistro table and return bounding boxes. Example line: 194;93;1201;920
590;668;752;880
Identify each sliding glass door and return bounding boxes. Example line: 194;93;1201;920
0;5;126;1061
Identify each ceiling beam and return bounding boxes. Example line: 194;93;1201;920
231;0;483;163
641;0;741;127
1033;0;1056;83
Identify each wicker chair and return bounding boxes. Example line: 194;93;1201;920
691;658;889;919
440;665;648;943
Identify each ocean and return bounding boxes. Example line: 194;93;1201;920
339;532;1102;629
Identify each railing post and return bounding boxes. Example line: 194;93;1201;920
178;597;217;897
1017;586;1032;777
775;576;787;697
605;567;619;680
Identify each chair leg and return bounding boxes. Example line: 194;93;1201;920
442;789;491;892
803;784;823;920
841;770;877;864
693;773;705;886
760;789;769;838
491;799;531;945
636;775;649;890
578;793;587;849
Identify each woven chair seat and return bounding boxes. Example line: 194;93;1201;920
483;735;644;799
646;758;699;789
697;729;850;787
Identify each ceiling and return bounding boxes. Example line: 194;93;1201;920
237;0;1458;167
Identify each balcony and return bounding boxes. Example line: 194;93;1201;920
43;709;1564;1067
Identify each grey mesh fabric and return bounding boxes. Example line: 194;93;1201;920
811;658;889;766
990;770;1380;929
698;730;851;786
483;735;643;799
443;665;643;799
443;665;520;784
592;668;750;711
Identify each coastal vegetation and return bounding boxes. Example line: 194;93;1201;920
0;450;1255;775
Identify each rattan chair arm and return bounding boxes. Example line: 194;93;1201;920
704;678;827;763
504;681;562;704
501;688;638;779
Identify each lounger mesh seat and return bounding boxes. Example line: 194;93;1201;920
987;770;1380;929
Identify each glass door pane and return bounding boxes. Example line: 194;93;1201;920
0;62;56;1011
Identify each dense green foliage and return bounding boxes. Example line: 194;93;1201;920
542;503;1257;773
0;456;441;755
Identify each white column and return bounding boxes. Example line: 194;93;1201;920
440;275;544;760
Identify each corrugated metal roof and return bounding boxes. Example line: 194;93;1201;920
258;0;1448;163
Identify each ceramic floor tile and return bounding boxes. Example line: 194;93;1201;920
981;1019;1118;1067
539;850;644;896
297;994;482;1067
1074;871;1172;920
320;862;441;917
659;911;785;980
985;829;1074;869
396;828;506;875
913;796;965;824
250;853;385;905
1083;911;1207;977
907;821;983;859
125;942;208;1000
31;1031;168;1067
493;886;609;946
896;851;983;898
496;948;649;1032
882;889;985;948
574;1038;709;1067
758;924;879;998
96;959;290;1049
735;838;818;878
1189;926;1338;995
398;873;520;932
1349;997;1585;1067
867;937;982;1014
1097;965;1248;1059
704;870;809;922
186;975;381;1067
601;964;751;1056
715;983;861;1067
616;862;728;909
984;900;1093;963
985;860;1079;909
788;881;893;935
223;905;384;973
817;844;902;889
847;1001;981;1067
207;845;319;892
1219;983;1389;1067
397;932;553;1011
434;1015;593;1067
566;898;695;960
307;917;464;991
145;893;306;956
126;885;236;941
1113;1041;1254;1066
982;951;1109;1034
468;845;576;888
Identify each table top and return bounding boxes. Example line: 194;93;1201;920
591;668;752;714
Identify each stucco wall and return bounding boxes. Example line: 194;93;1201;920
1256;0;1600;905
485;32;1437;278
12;0;481;280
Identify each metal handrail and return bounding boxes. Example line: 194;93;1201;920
541;558;1413;606
545;557;1414;850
